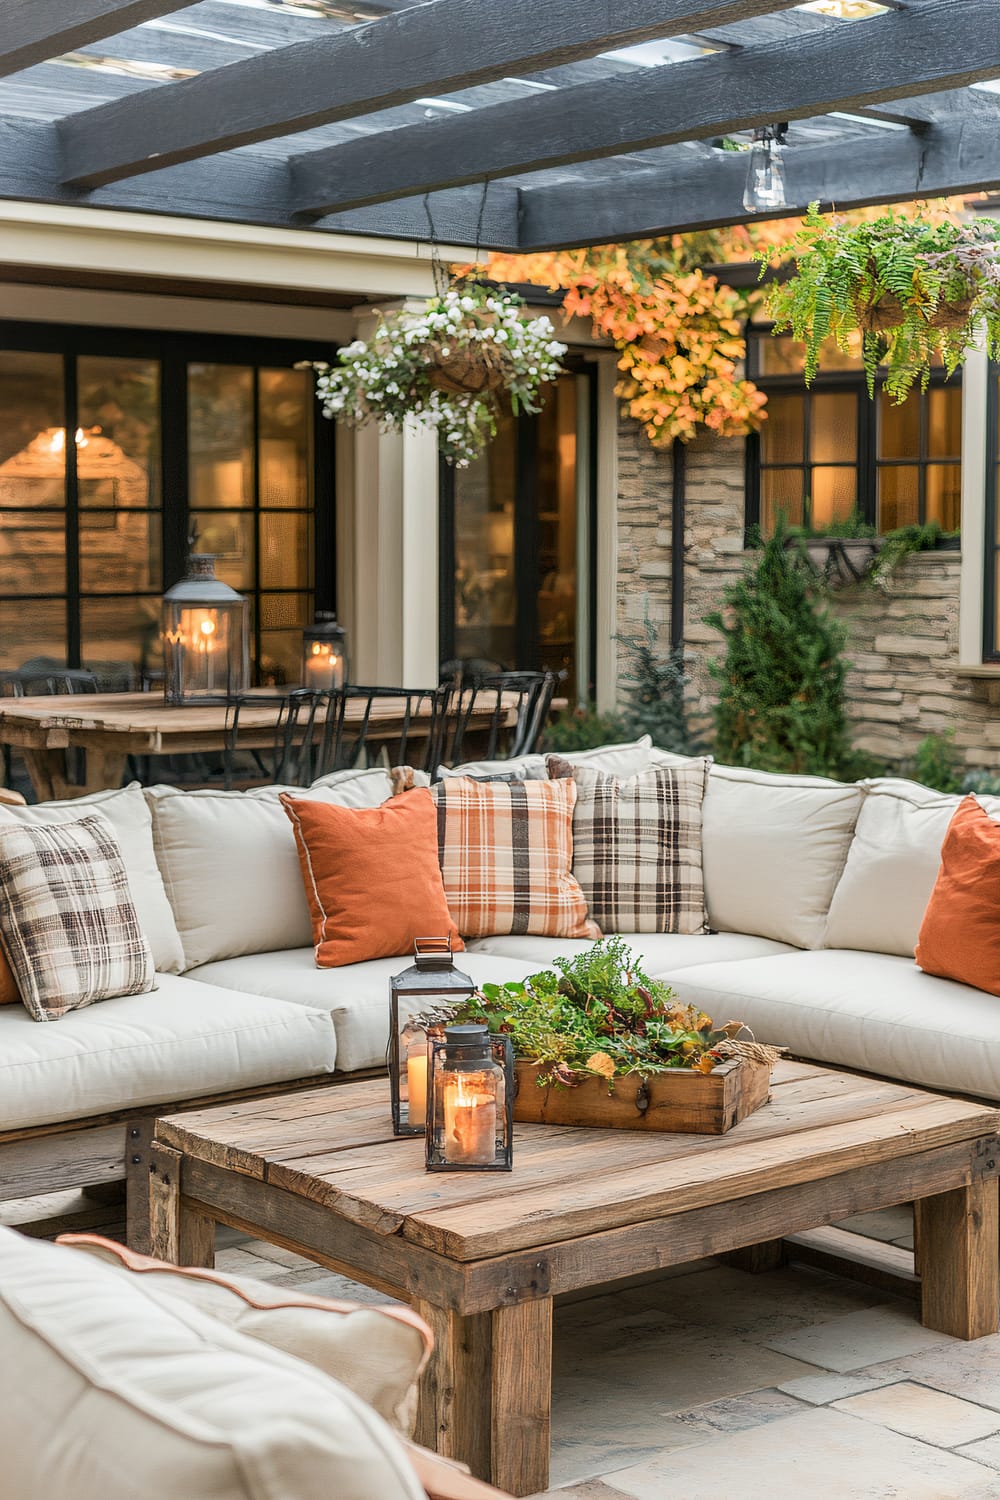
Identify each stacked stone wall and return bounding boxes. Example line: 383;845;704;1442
614;415;1000;773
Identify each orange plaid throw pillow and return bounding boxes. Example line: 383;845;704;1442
430;776;601;940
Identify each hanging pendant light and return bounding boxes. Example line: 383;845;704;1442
743;123;789;214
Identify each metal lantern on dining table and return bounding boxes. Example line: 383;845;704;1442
161;554;250;706
426;1023;514;1172
301;611;348;691
388;936;476;1137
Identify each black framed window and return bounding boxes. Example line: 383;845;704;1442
0;323;334;685
439;363;598;702
746;325;962;538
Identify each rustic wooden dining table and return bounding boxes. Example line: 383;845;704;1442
0;690;515;801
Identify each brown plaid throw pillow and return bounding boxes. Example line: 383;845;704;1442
0;813;155;1021
547;756;711;935
430;776;601;940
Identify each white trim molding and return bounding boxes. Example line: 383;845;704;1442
959;340;989;666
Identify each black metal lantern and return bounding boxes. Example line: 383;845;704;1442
426;1023;514;1172
388;937;476;1136
302;612;348;691
161;554;250;706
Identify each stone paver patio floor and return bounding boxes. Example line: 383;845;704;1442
11;1196;1000;1498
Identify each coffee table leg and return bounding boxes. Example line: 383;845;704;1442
414;1296;553;1498
148;1142;216;1268
917;1178;998;1340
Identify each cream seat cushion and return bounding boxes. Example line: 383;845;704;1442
0;1228;425;1500
465;931;796;973
62;1234;430;1434
825;782;1000;958
187;949;541;1072
699;765;862;949
0;783;183;973
146;768;393;968
0;972;336;1131
666;948;1000;1100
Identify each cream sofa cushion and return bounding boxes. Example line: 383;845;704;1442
465;931;795;973
667;947;1000;1100
146;769;392;968
0;1228;425;1500
439;734;654;781
0;783;183;973
187;948;541;1072
61;1234;430;1434
700;766;862;948
823;783;1000;958
0;972;335;1130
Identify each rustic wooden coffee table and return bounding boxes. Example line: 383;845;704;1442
144;1062;1000;1497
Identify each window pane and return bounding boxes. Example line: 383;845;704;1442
878;466;920;531
810;393;857;464
188;364;253;509
258;368;313;508
80;597;160;677
536;376;579;696
189;510;255;590
77;356;160;507
878;392;921;459
927;386;962;460
0;511;66;595
761;395;804;463
0;351;66;511
809;468;858;530
756;330;863;375
260;592;312;686
260;512;311;591
925;465;961;532
453;407;518;669
0;598;66;671
80;509;161;593
761;468;805;532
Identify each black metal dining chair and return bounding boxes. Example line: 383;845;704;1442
444;670;557;767
223;688;323;790
0;666;101;794
316;684;454;778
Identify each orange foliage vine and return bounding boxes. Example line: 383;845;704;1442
483;200;974;450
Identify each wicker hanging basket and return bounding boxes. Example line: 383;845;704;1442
425;337;512;396
853;289;975;334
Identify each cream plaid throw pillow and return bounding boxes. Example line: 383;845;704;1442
547;756;711;935
430;776;600;940
0;813;155;1021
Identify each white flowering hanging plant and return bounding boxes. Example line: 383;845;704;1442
302;283;567;466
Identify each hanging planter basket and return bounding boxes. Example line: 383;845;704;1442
853;290;975;334
425;334;512;396
300;284;566;466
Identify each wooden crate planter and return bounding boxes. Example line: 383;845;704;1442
513;1057;772;1135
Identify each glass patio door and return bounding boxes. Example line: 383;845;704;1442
443;366;595;702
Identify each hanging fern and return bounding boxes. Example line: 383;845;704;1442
758;204;1000;403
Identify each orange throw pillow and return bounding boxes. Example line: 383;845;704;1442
280;789;462;968
0;947;20;1004
915;796;1000;995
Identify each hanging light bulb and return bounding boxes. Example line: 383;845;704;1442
743;124;789;214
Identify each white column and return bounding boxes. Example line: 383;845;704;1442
345;303;439;685
959;340;989;666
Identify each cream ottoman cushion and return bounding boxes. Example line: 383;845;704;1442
0;1227;425;1500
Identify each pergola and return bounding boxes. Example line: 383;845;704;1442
0;0;997;253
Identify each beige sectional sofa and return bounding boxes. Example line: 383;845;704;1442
0;742;994;1212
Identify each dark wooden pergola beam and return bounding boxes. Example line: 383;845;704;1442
59;0;808;188
516;122;1000;250
0;0;196;79
288;0;1000;215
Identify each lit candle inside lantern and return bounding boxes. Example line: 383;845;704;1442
442;1070;497;1165
406;1041;428;1128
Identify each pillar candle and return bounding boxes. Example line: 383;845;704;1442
406;1047;428;1128
442;1071;496;1165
